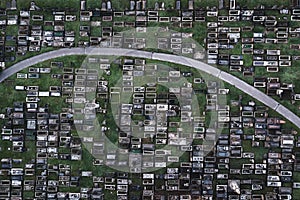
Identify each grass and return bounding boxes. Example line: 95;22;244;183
224;79;300;191
0;139;36;177
103;105;119;145
23;191;35;199
0;80;25;112
65;21;81;46
104;190;118;199
91;25;102;37
294;172;300;198
194;0;219;8
236;0;290;8
253;66;300;117
1;55;122;193
0;2;299;192
86;0;101;9
0;1;294;199
229;158;250;169
5;47;55;68
225;82;300;131
147;0;177;9
215;54;300;117
230;42;242;55
5;0;298;122
243;140;268;162
243;54;252;67
193;22;207;47
17;0;80;10
0;55;89;182
5;25;18;36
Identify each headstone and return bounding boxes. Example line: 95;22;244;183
188;0;193;10
130;0;135;10
30;1;40;10
136;1;141;10
161;2;165;10
141;0;146;10
102;2;107;10
154;1;159;10
219;0;224;9
107;0;112;10
229;0;236;9
11;0;17;10
176;0;181;10
81;0;86;10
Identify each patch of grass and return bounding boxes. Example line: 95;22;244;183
104;105;119;145
23;191;34;199
294;172;300;198
5;25;18;36
18;0;80;10
86;0;101;9
230;42;242;55
243;54;252;67
243;140;268;162
229;158;250;169
237;0;290;8
0;81;26;111
193;22;207;47
194;0;219;8
104;190;118;199
91;25;102;37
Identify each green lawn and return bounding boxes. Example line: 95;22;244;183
17;0;80;10
237;0;290;8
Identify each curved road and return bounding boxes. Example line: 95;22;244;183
1;47;300;128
